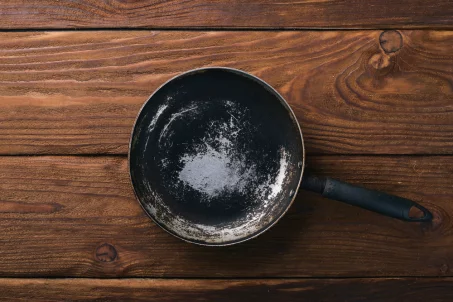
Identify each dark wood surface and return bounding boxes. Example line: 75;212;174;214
1;1;453;300
0;155;450;278
1;278;453;302
0;30;452;155
0;1;452;29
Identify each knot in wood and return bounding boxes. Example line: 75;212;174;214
95;243;117;262
440;263;449;274
379;30;403;54
369;53;391;70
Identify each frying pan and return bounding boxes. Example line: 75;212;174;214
129;67;432;246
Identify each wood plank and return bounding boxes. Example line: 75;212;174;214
0;1;453;29
1;278;453;302
0;31;452;155
0;155;451;277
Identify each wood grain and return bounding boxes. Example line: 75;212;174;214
1;278;453;302
0;155;451;278
0;30;452;155
0;1;452;29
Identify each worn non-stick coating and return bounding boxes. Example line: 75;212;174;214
129;68;304;245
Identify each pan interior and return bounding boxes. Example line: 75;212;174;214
130;68;304;245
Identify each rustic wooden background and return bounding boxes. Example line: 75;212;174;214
0;1;452;301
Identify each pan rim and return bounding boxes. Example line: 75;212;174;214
128;66;305;246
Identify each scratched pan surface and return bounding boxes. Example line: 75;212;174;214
129;68;304;246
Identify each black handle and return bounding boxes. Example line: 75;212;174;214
301;174;433;222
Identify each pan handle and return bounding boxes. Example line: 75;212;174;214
301;174;433;222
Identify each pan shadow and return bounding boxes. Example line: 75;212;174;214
182;191;318;277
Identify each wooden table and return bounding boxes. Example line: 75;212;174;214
0;1;452;301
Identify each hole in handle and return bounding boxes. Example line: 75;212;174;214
409;206;425;219
408;204;433;222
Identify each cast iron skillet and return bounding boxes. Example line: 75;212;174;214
129;67;432;246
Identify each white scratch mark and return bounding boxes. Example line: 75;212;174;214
268;150;289;199
159;106;198;144
148;104;168;132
